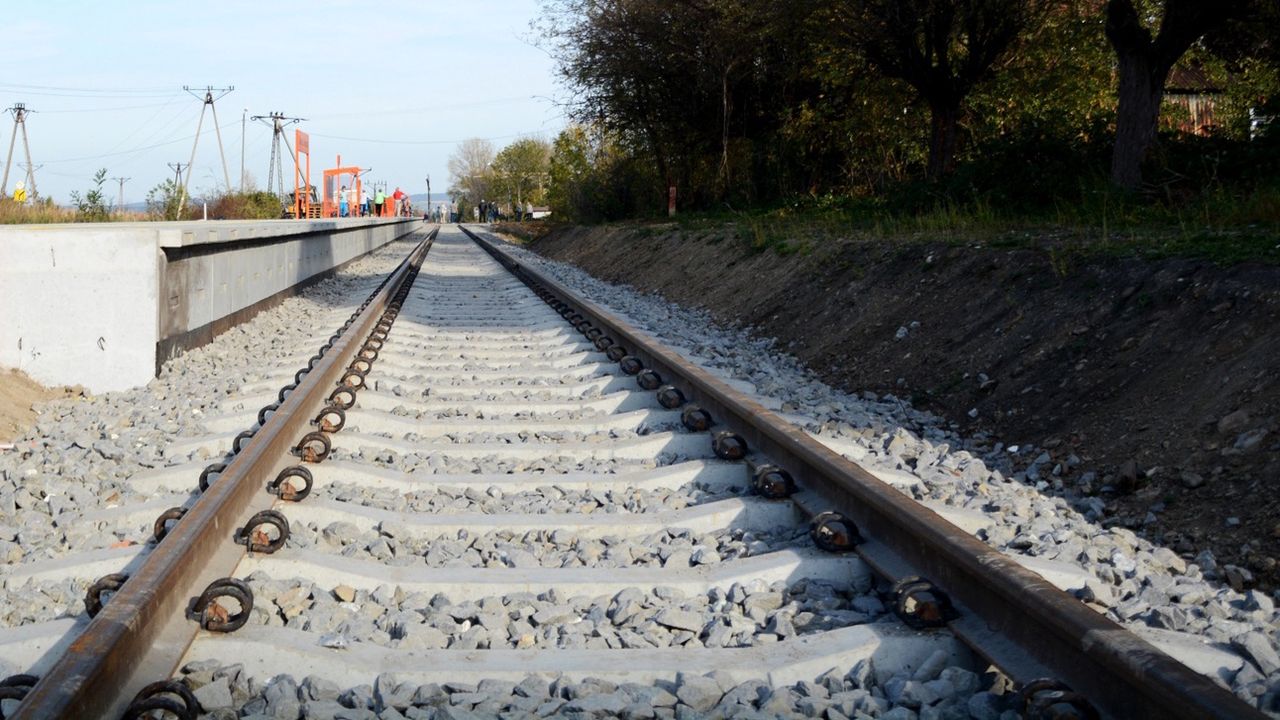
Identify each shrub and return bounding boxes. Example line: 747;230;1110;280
69;169;111;221
205;191;284;220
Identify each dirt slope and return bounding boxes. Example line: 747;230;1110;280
0;369;84;443
530;223;1280;588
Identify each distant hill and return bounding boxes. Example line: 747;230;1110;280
408;193;450;206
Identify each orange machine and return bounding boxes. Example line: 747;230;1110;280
322;155;363;218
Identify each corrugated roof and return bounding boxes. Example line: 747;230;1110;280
1167;66;1222;93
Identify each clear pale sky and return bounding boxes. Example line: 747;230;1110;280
5;0;562;205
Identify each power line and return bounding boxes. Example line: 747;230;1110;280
39;116;237;164
0;89;182;100
309;95;537;120
92;96;190;158
0;83;175;94
40;100;188;114
308;126;560;146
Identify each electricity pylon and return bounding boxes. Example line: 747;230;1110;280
251;112;305;201
111;176;131;210
2;103;37;199
167;162;188;220
178;85;234;216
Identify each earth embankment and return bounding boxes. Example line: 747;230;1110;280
528;222;1280;587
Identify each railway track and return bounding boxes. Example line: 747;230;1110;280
0;225;1264;719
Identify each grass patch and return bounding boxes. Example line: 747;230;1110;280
0;198;78;224
653;180;1280;267
491;221;554;245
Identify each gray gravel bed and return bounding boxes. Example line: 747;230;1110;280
379;385;614;403
327;445;684;476
372;359;606;374
0;494;161;565
367;373;620;390
245;575;879;653
0;240;420;577
342;429;654;446
291;523;808;570
384;406;612;422
493;233;1280;711
315;479;732;516
177;656;997;719
0;577;87;633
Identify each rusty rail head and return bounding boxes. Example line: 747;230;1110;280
461;226;1262;720
12;227;436;720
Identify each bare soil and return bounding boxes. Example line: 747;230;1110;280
0;369;84;443
527;222;1280;588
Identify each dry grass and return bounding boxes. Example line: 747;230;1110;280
0;198;78;224
0;198;212;224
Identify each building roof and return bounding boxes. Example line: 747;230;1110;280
1167;66;1222;94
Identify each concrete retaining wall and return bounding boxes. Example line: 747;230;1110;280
1;217;420;393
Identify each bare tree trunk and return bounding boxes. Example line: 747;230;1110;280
926;101;962;182
644;123;672;214
718;63;734;193
1110;49;1167;189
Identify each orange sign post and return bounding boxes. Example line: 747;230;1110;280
293;129;315;218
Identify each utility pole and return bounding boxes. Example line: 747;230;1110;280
425;175;431;215
251;112;305;201
240;108;247;193
178;85;234;217
111;176;131;210
19;163;42;200
2;103;38;199
167;162;188;220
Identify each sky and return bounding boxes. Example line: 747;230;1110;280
3;0;564;206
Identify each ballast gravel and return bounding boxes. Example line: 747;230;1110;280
0;577;88;631
292;523;809;570
378;385;617;404
5;227;1278;716
0;241;422;586
244;575;878;652
329;444;688;476
316;478;729;516
490;231;1280;713
176;658;1008;719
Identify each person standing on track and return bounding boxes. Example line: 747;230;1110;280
361;189;370;217
374;187;385;217
339;185;349;217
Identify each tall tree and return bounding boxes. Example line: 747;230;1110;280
540;1;685;206
1105;0;1244;188
447;137;496;206
547;126;594;220
491;137;552;214
539;0;816;207
829;0;1041;181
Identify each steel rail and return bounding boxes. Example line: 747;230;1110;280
12;227;438;720
462;225;1261;720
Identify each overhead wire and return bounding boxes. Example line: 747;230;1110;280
0;83;178;99
42;118;237;164
39;100;188;114
309;116;567;146
97;96;192;156
309;95;537;120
